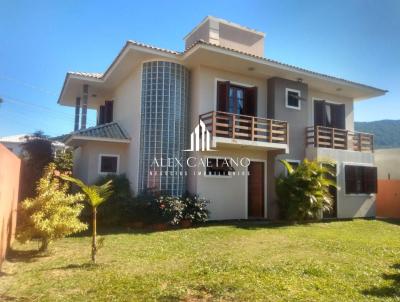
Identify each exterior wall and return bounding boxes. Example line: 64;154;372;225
189;147;268;220
111;65;142;194
218;23;264;57
72;141;128;184
190;65;268;130
374;148;400;180
306;147;375;218
376;180;400;218
0;144;20;268
184;18;265;56
185;19;210;49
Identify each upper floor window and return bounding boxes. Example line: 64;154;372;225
314;100;345;129
345;165;377;194
98;100;114;125
217;81;257;116
285;88;301;110
99;154;119;174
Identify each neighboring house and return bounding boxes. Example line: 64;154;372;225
374;148;400;218
58;16;385;220
0;134;66;157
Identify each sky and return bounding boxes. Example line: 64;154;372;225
0;0;399;137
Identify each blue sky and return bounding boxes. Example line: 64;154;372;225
0;0;399;137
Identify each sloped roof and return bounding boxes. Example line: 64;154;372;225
66;40;386;95
64;122;130;145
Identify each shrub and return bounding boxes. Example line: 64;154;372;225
17;163;87;251
131;192;210;226
54;149;73;174
94;174;133;226
182;193;210;223
276;159;336;222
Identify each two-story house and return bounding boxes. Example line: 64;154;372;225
58;16;385;220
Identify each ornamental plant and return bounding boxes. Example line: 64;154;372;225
276;159;336;222
17;163;87;251
61;175;113;263
182;194;210;223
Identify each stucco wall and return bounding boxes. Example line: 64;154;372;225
191;65;268;130
0;143;21;268
189;147;268;220
73;141;128;184
306;147;375;218
374;148;400;180
111;65;142;194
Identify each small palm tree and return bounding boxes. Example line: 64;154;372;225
61;175;113;263
277;159;337;221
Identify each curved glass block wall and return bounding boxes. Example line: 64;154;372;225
139;61;189;196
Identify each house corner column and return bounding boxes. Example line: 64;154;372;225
74;97;81;131
81;84;88;129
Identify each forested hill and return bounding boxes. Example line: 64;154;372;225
355;120;400;149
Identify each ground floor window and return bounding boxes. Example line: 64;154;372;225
99;154;119;174
205;158;234;177
345;165;377;194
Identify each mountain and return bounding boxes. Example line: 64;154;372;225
355;120;400;149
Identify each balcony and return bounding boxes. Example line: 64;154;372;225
306;126;374;152
199;111;289;151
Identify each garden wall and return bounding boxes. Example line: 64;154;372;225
376;180;400;218
0;143;21;268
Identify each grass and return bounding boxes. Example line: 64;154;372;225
1;219;400;301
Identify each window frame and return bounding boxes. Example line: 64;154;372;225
285;88;301;110
98;154;120;175
203;157;234;178
343;163;377;196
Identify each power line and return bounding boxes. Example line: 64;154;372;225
0;74;58;96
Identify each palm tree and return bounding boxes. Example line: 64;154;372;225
277;159;337;221
61;175;113;263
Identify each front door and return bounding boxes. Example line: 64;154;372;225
248;162;265;218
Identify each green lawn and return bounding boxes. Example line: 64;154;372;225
1;219;400;301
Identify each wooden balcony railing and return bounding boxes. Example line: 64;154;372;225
306;126;374;152
199;111;289;144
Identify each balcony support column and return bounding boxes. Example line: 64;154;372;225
74;97;81;131
81;84;89;130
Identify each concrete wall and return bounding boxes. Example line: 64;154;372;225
73;141;128;184
306;147;375;218
185;19;210;49
0;144;21;268
375;148;400;180
376;180;400;218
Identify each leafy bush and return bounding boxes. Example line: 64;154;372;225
17;163;87;251
276;159;336;222
131;192;210;225
93;174;133;226
182;193;210;223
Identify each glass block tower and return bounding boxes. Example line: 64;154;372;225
139;61;189;196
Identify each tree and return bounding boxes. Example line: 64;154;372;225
17;163;87;251
54;149;73;174
20;137;53;200
61;175;113;263
276;159;336;222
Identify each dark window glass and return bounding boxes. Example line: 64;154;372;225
287;90;300;108
345;165;377;194
100;156;118;173
206;158;235;176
